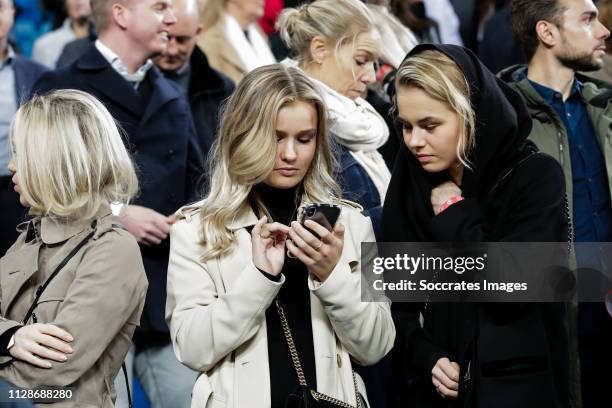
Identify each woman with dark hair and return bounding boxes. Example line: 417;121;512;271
384;44;572;407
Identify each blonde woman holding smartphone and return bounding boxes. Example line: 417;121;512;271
166;64;395;408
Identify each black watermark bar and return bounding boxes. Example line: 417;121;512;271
360;242;612;303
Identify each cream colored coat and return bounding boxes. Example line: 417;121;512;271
166;201;395;408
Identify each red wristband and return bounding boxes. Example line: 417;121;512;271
438;195;464;214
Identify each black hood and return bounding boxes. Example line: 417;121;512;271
382;44;534;242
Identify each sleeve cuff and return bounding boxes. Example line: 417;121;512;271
0;325;21;356
428;198;480;242
257;267;282;282
408;331;452;377
308;261;353;300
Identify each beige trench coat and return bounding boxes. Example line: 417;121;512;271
166;201;395;408
0;207;148;407
197;20;270;84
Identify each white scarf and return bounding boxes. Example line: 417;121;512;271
282;59;391;202
367;4;419;69
224;13;276;72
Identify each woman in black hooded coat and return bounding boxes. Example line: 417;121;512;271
384;44;572;408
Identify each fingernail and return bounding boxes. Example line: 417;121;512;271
61;355;67;361
46;362;52;368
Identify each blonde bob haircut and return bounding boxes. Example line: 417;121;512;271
199;64;341;261
276;0;375;67
394;50;476;168
10;89;138;220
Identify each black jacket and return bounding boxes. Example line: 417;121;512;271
182;46;234;156
32;45;205;336
13;55;48;103
383;45;571;408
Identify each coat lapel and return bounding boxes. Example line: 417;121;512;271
76;46;143;118
13;56;26;103
141;68;180;125
213;209;258;293
0;243;41;318
201;23;246;77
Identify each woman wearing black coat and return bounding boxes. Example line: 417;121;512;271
383;44;572;408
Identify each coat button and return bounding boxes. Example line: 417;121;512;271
168;193;178;205
167;149;175;160
337;354;342;368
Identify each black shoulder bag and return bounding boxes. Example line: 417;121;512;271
276;298;364;408
19;227;96;325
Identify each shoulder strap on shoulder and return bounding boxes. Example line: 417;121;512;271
18;225;97;323
336;198;364;212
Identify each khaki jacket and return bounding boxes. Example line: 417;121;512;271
197;20;269;84
499;65;612;217
166;201;395;408
0;207;148;407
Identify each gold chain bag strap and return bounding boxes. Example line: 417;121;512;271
275;298;363;408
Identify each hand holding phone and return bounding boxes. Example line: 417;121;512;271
299;204;341;231
287;203;344;282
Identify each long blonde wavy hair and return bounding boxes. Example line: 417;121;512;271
198;64;341;261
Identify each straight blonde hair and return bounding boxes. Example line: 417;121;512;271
198;64;341;261
276;0;375;67
395;50;476;168
10;89;138;220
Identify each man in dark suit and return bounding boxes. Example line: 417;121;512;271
154;0;234;158
0;0;47;257
56;27;96;68
32;0;204;406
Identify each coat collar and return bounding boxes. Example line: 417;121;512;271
141;67;181;124
76;45;143;117
76;45;180;122
199;21;246;77
176;201;260;230
37;204;112;245
227;206;259;231
0;204;112;318
188;46;230;98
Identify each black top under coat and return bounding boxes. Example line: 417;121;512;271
252;183;318;408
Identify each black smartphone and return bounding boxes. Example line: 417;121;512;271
299;203;341;232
